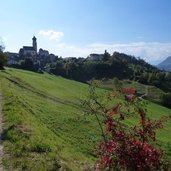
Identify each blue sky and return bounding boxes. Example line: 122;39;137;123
1;0;171;64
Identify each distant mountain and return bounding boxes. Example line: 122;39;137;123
158;56;171;71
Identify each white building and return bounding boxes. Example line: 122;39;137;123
87;53;104;61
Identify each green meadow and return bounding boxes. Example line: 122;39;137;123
0;68;170;170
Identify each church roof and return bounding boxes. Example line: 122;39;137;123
23;46;35;51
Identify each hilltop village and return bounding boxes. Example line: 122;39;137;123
5;36;105;72
5;36;58;71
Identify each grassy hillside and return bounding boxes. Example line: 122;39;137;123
96;78;165;104
0;68;171;170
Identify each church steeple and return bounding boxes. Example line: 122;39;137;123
32;36;37;54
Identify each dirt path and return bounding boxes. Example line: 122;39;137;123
0;83;3;171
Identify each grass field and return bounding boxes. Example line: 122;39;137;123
0;68;170;170
96;78;165;104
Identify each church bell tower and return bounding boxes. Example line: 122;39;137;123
32;36;37;54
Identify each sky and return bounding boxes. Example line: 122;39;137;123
1;0;171;64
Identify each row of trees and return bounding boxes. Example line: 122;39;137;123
50;52;157;82
50;58;133;82
138;71;171;87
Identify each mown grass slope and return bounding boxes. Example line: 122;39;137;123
0;68;170;170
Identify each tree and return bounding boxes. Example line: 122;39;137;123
161;93;171;108
20;58;34;71
147;72;156;84
165;72;171;81
0;45;7;70
50;60;66;76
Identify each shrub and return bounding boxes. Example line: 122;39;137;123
83;85;170;171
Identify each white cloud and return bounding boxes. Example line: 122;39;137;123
38;30;64;41
50;42;171;64
37;30;171;64
87;42;171;63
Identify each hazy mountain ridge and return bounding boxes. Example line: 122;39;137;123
158;56;171;71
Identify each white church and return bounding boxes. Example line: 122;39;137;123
19;36;50;57
19;36;37;56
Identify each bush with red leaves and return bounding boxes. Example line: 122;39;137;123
83;85;170;171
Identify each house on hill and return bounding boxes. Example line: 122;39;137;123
39;48;49;57
19;36;37;57
5;52;19;65
87;53;104;61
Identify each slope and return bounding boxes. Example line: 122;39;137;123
158;56;171;71
0;68;170;170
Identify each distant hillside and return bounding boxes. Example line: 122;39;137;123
158;56;171;71
7;51;171;92
49;51;171;93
